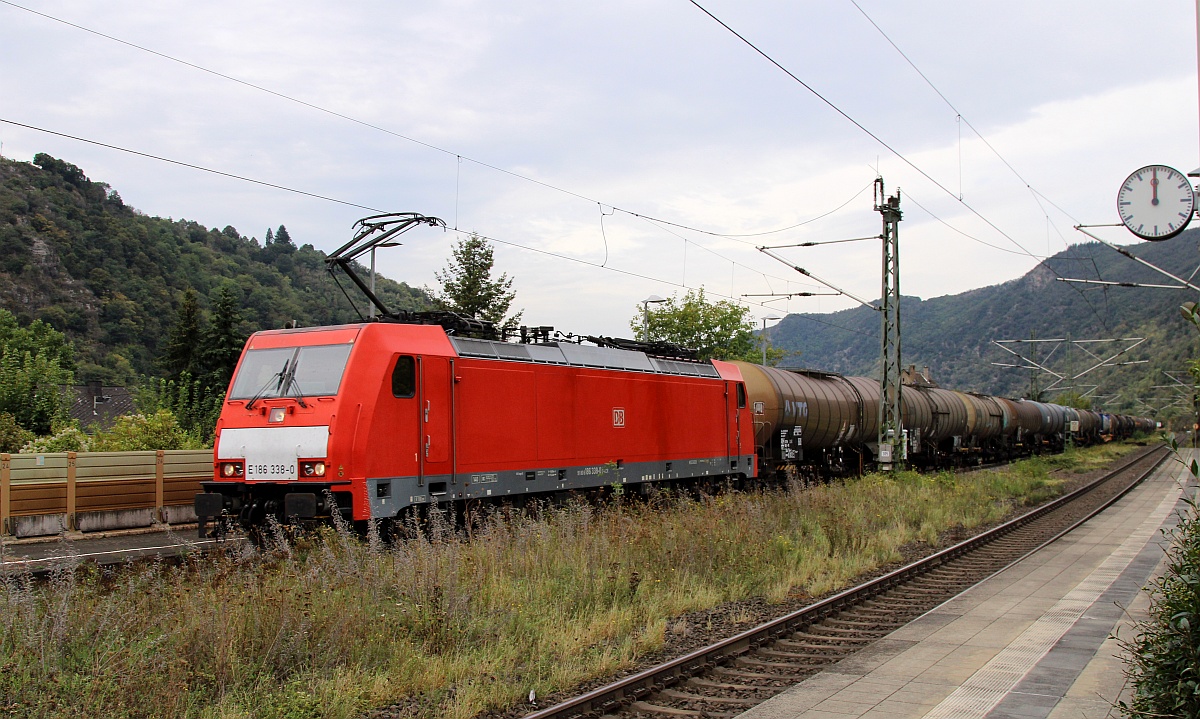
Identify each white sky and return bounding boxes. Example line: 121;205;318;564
1;0;1197;338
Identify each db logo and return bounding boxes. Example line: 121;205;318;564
613;408;626;428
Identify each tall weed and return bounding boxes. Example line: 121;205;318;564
0;443;1134;718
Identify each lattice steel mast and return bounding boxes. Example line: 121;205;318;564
876;179;903;471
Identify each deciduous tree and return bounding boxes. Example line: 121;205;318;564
0;309;75;434
631;288;772;363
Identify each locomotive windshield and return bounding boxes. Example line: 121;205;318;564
229;343;354;401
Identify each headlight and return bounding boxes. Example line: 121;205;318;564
219;462;244;478
300;461;326;477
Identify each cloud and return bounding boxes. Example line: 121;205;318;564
3;0;1197;337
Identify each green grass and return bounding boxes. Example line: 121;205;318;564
0;442;1140;719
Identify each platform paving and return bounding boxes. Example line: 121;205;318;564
738;450;1194;719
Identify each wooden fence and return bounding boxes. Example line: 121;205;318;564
0;450;212;537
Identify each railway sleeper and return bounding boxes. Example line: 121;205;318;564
802;623;888;636
686;677;768;692
787;630;877;644
838;608;901;622
712;666;800;683
773;638;848;653
822;617;905;630
910;577;971;589
883;584;946;595
882;589;946;602
838;609;910;622
736;656;824;671
658;689;761;706
758;648;838;662
627;700;722;717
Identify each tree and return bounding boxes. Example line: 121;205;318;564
630;288;762;362
198;285;245;390
1051;391;1092;411
274;224;294;249
89;409;205;451
0;310;74;371
136;372;223;445
162;288;203;380
0;309;75;434
0;412;33;453
433;234;522;329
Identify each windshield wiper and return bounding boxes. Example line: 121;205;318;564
245;359;289;412
278;358;309;408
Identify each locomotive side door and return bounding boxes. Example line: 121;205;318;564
418;356;455;486
368;354;420;483
726;381;746;470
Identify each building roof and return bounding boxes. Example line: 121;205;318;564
67;384;136;432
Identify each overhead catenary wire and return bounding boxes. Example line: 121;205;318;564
0;113;819;300
690;0;1161;361
0;118;384;213
848;0;1077;243
687;0;1082;280
0;0;888;304
8;0;1069;322
0;0;862;247
0;116;874;334
6;0;1108;349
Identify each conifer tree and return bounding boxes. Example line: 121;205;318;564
433;234;522;330
162;288;203;380
199;285;245;390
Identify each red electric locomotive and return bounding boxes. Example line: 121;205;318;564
195;322;756;534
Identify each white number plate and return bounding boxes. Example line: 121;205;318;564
246;462;296;480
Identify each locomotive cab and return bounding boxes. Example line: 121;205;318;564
196;323;458;536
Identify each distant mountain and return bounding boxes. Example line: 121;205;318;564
0;154;432;384
766;231;1200;418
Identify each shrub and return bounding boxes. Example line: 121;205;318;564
89;409;205;451
1121;499;1200;716
0;411;33;452
20;421;91;453
134;373;222;445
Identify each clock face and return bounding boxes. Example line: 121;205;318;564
1117;165;1195;241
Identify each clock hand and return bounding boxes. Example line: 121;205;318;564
1151;168;1160;205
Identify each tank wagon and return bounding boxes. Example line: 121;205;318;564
726;362;1152;482
196;322;1157;535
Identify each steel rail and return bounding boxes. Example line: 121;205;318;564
1;535;244;579
522;444;1170;719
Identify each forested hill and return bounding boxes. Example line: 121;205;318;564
0;154;431;384
768;230;1200;416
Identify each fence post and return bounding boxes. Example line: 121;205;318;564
1;453;10;536
66;451;76;532
155;450;165;524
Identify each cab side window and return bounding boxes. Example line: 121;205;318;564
737;383;747;409
392;356;416;398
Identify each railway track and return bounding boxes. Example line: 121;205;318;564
521;443;1170;719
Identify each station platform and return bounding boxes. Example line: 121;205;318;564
738;449;1194;719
